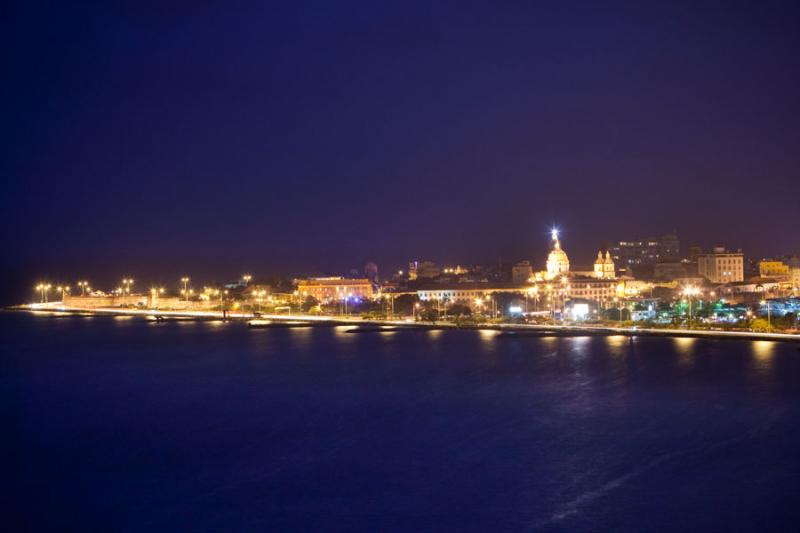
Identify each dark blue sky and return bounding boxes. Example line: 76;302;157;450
3;1;799;296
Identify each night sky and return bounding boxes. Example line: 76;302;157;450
4;1;799;301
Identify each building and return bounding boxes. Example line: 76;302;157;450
697;247;744;283
408;261;418;280
568;277;623;304
653;262;687;281
687;245;703;262
758;260;790;279
408;260;440;280
512;260;533;284
441;265;469;275
417;285;494;305
545;229;570;280
364;262;379;284
611;233;680;266
296;277;374;302
593;250;615;279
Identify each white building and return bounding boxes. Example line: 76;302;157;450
697;247;744;283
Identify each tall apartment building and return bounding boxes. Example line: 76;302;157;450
697;247;744;283
610;233;679;266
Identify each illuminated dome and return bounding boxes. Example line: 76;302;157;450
546;229;570;279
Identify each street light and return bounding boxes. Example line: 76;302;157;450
413;302;420;321
121;278;134;295
760;299;771;332
682;286;701;324
181;277;190;301
474;297;484;319
56;285;70;302
242;274;252;285
77;280;90;296
35;283;51;303
150;287;165;309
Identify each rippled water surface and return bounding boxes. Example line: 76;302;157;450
3;312;800;531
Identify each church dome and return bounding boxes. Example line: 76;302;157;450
546;232;570;279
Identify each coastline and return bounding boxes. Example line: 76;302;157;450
6;304;800;343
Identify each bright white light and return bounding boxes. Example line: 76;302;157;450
570;303;590;320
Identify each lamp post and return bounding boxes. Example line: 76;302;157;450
56;285;70;302
760;300;771;332
181;277;190;301
35;283;51;303
251;289;266;314
242;274;252;286
413;302;420;321
121;278;134;294
682;286;700;325
77;280;89;296
150;287;164;309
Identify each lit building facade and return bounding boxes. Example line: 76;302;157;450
417;286;493;304
569;278;622;302
697;247;744;283
296;277;374;302
758;260;790;279
545;230;570;280
593;251;615;279
408;260;440;280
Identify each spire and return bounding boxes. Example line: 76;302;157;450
551;228;561;250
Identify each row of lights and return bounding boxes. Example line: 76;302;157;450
35;273;255;303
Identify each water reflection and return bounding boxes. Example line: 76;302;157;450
479;329;497;347
673;337;696;354
570;336;591;357
673;337;696;367
539;336;557;349
752;340;775;373
427;329;443;340
605;335;628;356
334;325;355;342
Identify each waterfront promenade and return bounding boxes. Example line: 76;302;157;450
12;303;800;343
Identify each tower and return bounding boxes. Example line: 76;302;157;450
604;251;616;279
594;250;605;278
594;250;616;279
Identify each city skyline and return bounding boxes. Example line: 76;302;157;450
4;1;799;299
6;223;796;303
6;4;800;529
